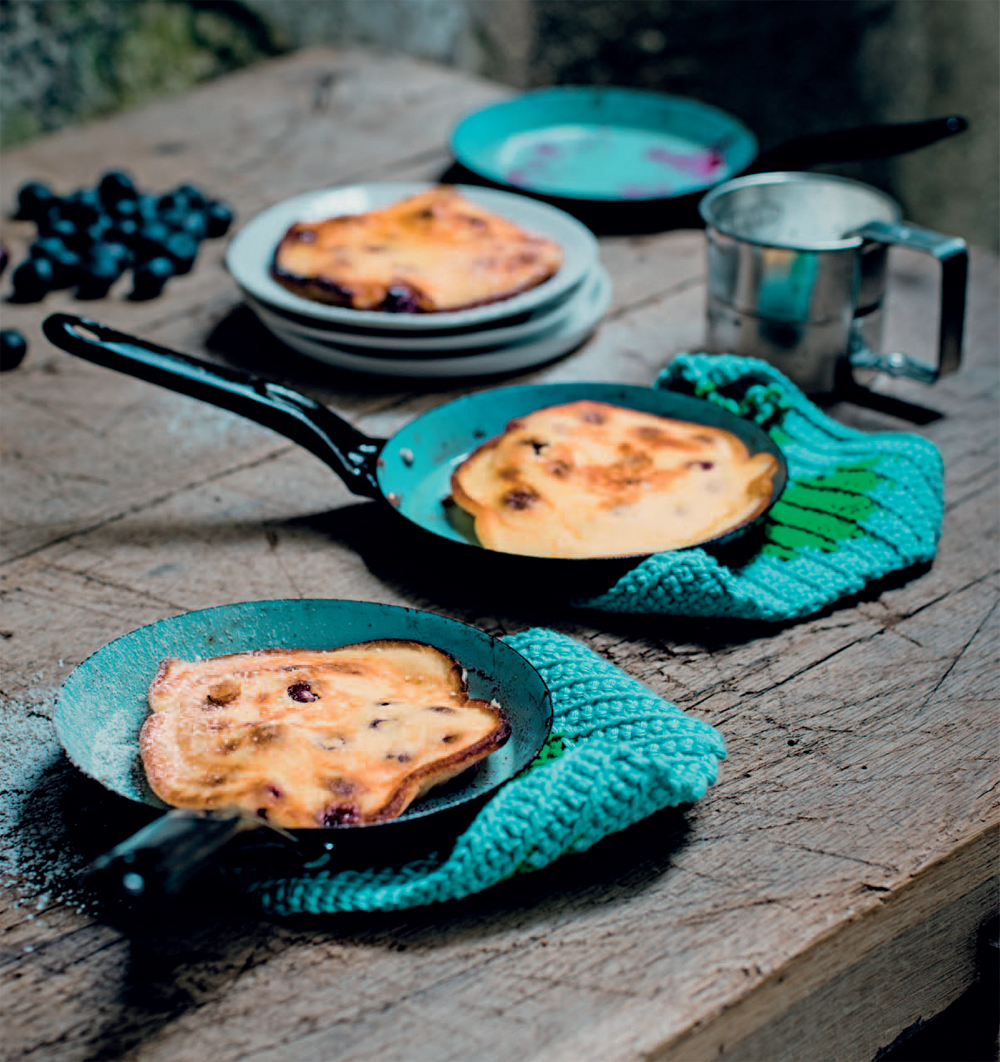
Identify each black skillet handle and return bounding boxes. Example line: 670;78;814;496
751;115;968;172
85;808;277;903
42;313;385;499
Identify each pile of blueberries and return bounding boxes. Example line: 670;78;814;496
9;171;234;303
1;171;235;370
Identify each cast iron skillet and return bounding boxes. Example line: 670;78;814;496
56;598;553;902
42;313;788;601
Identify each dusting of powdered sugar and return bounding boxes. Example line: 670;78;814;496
0;683;98;913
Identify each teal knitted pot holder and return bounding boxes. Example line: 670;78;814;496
581;353;944;618
241;628;726;916
237;356;941;916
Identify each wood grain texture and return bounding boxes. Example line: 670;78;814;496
1;47;997;1062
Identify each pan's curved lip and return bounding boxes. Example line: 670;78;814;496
378;381;788;563
55;599;554;832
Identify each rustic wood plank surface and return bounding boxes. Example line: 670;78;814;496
1;48;997;1062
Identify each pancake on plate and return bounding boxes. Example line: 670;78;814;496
270;185;563;312
449;400;779;559
140;640;511;829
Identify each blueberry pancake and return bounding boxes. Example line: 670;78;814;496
140;640;511;829
449;400;779;559
270;185;563;312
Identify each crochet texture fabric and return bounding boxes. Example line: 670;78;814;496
241;354;942;916
245;628;726;916
582;353;944;618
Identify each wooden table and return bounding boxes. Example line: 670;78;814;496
2;48;997;1062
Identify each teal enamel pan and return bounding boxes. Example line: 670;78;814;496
452;89;967;204
55;598;552;900
448;90;966;233
42;314;787;587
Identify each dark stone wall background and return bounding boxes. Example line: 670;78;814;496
529;0;890;142
524;0;998;250
0;0;287;146
1;0;996;250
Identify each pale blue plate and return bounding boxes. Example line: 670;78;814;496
452;86;759;202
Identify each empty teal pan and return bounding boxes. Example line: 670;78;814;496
42;314;787;591
448;87;967;233
56;598;553;901
451;88;967;203
452;87;760;203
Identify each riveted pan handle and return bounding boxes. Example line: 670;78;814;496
42;313;384;499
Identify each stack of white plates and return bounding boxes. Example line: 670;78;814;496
225;183;609;378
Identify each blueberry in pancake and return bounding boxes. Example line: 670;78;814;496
270;186;563;313
140;640;510;829
449;400;779;559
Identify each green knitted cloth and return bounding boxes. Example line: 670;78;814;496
581;353;944;618
242;628;726;916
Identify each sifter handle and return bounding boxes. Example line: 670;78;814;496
850;220;967;383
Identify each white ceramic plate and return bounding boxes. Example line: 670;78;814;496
260;264;611;377
225;182;599;334
241;268;588;346
246;262;602;352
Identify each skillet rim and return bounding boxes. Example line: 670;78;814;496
375;381;788;562
54;597;554;835
450;85;760;203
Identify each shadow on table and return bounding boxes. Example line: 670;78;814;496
14;742;696;1058
203;303;583;402
435;160;707;236
874;916;1000;1062
205;300;949;438
287;498;934;640
17;742;992;1062
17;744;694;929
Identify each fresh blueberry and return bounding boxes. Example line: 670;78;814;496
181;211;208;241
157;190;190;215
108;216;140;244
382;285;420;313
176;183;207;210
134;193;160;221
161;208;207;241
0;330;28;371
62;189;103;226
162;231;199;274
204;200;234;238
0;243;8;277
30;236;63;259
97;170;138;208
14;182;54;221
11;257;55;301
29;237;83;288
109;196;140;221
156;206;183;230
75;251;126;299
64;216;113;254
37;208;77;242
98;240;134;267
131;220;171;262
129;255;174;300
